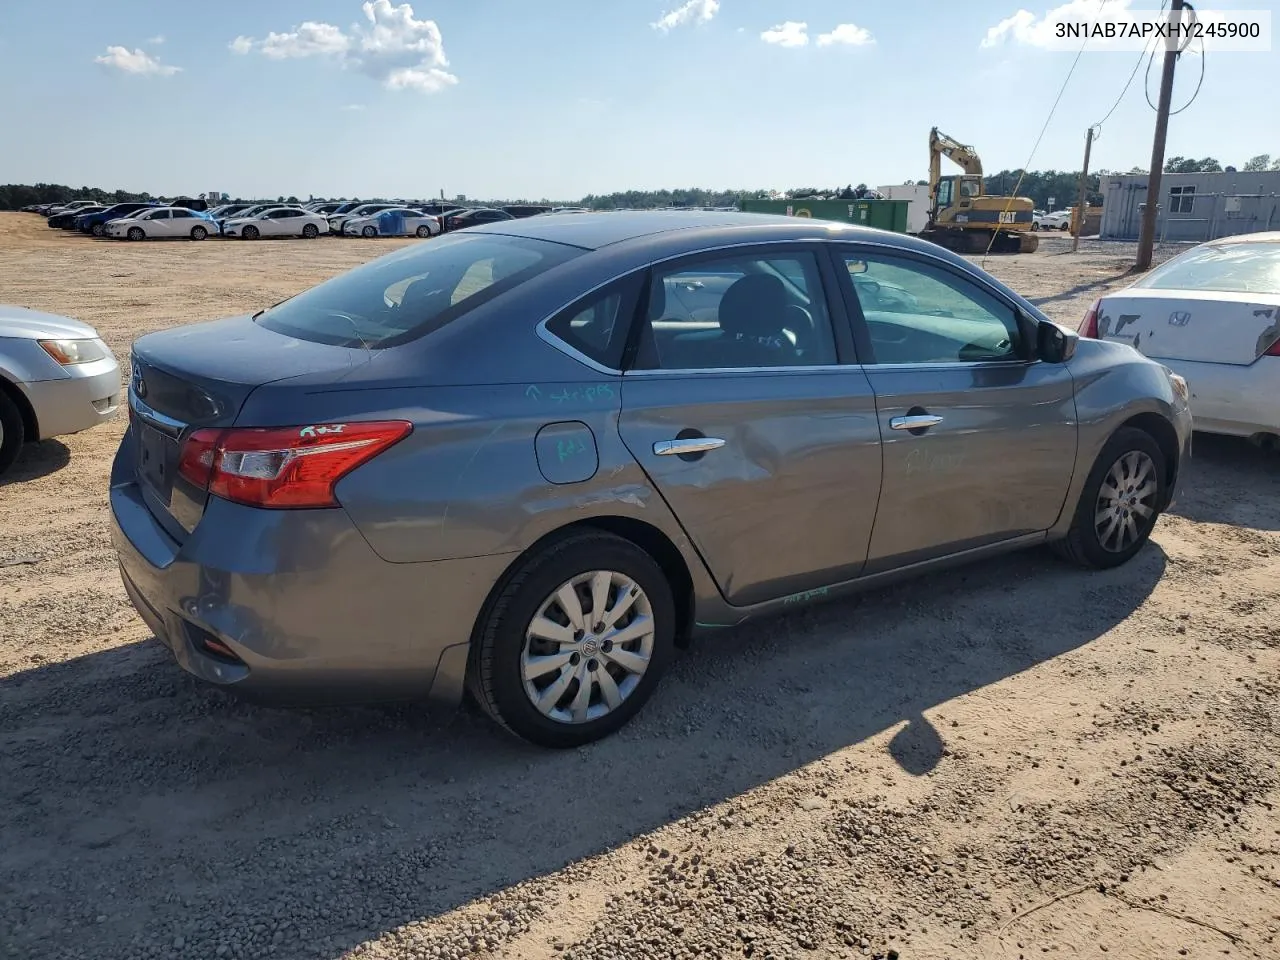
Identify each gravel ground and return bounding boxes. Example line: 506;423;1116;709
1;214;1278;960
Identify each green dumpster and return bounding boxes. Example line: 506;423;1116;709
738;198;909;233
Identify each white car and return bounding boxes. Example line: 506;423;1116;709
1033;210;1071;231
221;207;328;240
1078;231;1280;446
327;203;399;234
0;306;120;477
340;207;443;238
104;207;216;241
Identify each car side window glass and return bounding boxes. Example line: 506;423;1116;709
843;253;1021;364
171;210;191;219
636;252;838;370
151;210;170;220
546;277;642;370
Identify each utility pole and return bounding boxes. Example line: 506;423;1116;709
1135;0;1185;270
1072;126;1094;253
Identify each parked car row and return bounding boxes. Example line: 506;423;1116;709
23;196;550;241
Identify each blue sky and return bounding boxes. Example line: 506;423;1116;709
0;1;1274;201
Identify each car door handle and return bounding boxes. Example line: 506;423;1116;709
653;437;726;456
889;414;944;431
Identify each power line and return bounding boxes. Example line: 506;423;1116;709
982;30;1091;264
1092;37;1157;137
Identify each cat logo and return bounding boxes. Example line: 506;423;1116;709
1168;310;1191;327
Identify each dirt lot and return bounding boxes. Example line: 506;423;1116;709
1;211;1277;960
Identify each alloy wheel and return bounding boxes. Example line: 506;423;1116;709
1094;450;1158;553
520;570;654;724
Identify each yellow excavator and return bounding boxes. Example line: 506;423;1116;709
921;127;1039;254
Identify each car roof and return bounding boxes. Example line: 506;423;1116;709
464;209;932;253
1203;230;1280;247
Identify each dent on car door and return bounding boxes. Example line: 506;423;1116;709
615;246;883;607
833;246;1078;569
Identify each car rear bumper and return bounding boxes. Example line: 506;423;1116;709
1161;356;1280;438
19;356;122;439
109;432;514;707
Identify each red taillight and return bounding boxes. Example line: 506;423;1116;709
178;421;412;509
1266;336;1280;357
1078;298;1101;338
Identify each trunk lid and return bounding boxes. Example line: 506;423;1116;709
1095;290;1280;366
128;314;369;537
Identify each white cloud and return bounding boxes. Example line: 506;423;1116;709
340;103;366;111
817;23;874;47
761;21;809;47
94;46;181;76
260;21;351;59
651;0;720;32
228;0;457;93
982;0;1131;48
148;35;165;45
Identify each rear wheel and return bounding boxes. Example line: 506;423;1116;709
0;389;24;478
126;227;145;242
190;225;208;241
242;225;259;240
415;224;432;238
1054;427;1166;569
91;222;106;237
302;223;319;239
468;532;676;748
362;225;377;238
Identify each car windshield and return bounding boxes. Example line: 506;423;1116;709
255;232;583;349
1134;241;1280;295
331;202;361;215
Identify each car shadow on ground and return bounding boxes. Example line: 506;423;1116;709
0;438;70;487
1169;432;1280;531
0;544;1167;959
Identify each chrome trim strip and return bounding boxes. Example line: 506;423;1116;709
128;388;187;438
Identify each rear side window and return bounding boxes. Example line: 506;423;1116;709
545;275;645;370
256;232;583;348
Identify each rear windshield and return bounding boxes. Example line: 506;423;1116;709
255;232;582;348
1134;241;1280;295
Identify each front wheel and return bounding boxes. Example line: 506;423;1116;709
241;225;259;240
126;227;145;242
190;225;208;241
0;389;24;478
415;224;432;238
361;225;377;238
91;222;106;237
302;223;319;239
467;532;676;748
1031;222;1040;231
1053;427;1167;569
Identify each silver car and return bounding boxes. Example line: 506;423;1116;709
1;306;121;476
110;212;1191;747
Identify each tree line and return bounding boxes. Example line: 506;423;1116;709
5;153;1278;213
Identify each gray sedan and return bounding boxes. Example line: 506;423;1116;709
110;212;1192;747
1;306;122;476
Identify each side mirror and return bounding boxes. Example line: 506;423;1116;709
1037;319;1078;363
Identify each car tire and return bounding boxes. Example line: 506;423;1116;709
127;227;145;242
1031;222;1040;231
302;223;319;239
91;223;106;237
190;225;208;241
467;531;676;748
362;225;377;238
415;224;432;238
242;225;259;240
1053;427;1167;570
0;388;24;478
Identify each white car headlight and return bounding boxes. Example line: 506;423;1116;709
39;337;110;365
